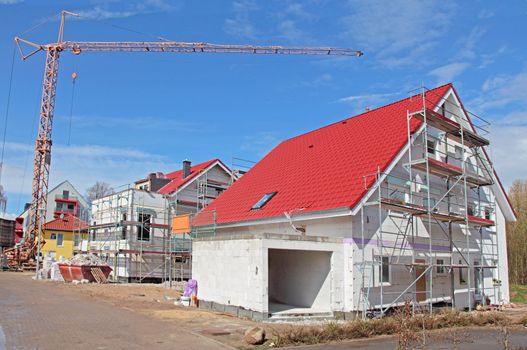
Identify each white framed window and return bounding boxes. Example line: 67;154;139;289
73;234;80;247
50;233;57;240
484;207;492;220
459;259;467;285
137;213;151;241
474;260;482;294
57;233;64;247
427;139;436;155
436;259;446;274
375;256;391;285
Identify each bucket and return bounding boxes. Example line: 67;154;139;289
181;296;191;307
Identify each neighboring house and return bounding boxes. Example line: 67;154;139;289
42;214;88;260
18;180;89;239
159;159;235;214
192;83;516;320
88;159;235;282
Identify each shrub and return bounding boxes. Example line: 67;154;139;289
267;307;512;348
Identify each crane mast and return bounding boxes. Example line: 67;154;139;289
9;11;362;268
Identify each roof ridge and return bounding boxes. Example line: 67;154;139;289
158;158;221;195
284;83;452;144
165;158;218;177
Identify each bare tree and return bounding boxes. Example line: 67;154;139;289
507;179;527;285
86;181;114;203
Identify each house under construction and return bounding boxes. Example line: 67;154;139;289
85;159;235;282
190;84;516;320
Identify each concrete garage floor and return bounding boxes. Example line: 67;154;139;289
268;249;332;316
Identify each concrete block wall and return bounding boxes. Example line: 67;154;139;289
192;234;346;315
192;238;265;312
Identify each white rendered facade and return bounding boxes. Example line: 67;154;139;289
192;89;515;319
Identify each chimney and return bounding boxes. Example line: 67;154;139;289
182;159;191;179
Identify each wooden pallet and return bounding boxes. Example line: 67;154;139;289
90;267;108;284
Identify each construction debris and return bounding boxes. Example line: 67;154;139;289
50;262;64;281
64;253;108;266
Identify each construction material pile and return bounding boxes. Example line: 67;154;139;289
64;253;108;266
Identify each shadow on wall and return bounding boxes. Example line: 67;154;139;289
268;249;331;310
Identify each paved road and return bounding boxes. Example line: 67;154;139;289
289;327;527;350
0;273;229;350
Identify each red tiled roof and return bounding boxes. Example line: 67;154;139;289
158;159;221;195
44;214;89;232
195;84;454;226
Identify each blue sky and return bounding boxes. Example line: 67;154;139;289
0;0;526;216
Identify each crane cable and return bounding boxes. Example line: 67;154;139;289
0;47;16;188
67;69;77;146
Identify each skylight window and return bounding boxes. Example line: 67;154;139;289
251;192;277;210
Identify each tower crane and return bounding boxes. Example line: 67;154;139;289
5;11;362;269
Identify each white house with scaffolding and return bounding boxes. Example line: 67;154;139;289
86;159;235;282
191;84;516;320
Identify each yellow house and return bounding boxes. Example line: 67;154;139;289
42;214;89;260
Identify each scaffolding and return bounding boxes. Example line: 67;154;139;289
355;87;500;317
230;157;256;183
84;184;220;284
168;210;217;283
86;186;172;283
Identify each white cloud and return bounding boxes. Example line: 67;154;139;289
0;0;23;4
242;131;280;157
275;2;319;44
224;0;259;40
341;0;456;67
478;9;495;19
1;142;176;203
282;3;316;21
55;114;204;133
490;126;527;188
278;19;306;42
76;0;177;20
428;62;470;84
338;92;398;104
0;213;18;220
473;70;527;111
467;70;527;187
338;92;400;114
457;27;486;60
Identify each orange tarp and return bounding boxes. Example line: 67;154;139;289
171;214;191;234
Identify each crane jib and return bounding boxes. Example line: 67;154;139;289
9;16;362;269
55;42;363;56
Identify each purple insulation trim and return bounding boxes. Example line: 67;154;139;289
344;237;451;252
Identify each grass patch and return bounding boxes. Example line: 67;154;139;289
267;306;510;348
510;284;527;304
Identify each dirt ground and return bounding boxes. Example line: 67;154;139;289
49;277;260;347
47;277;527;347
2;272;527;350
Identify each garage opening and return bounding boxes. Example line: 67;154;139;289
268;249;332;314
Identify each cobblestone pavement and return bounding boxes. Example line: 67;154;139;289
0;272;231;350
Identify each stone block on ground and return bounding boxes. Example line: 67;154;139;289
244;326;265;345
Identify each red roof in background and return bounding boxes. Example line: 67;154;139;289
158;159;221;195
195;84;453;226
44;214;89;232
